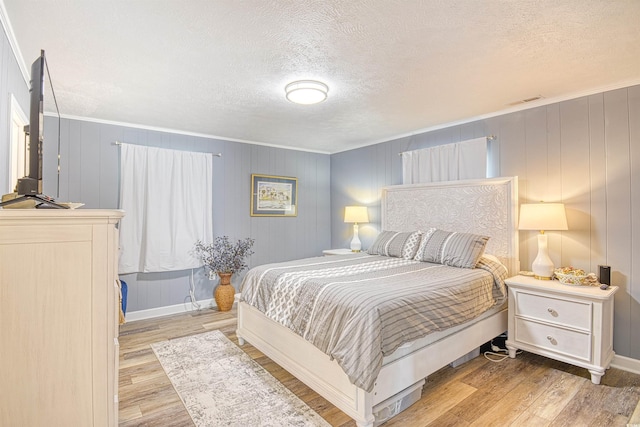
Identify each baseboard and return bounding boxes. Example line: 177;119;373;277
125;298;217;322
611;354;640;375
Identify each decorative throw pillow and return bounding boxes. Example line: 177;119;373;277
414;229;489;268
367;230;422;259
412;227;435;261
401;231;423;259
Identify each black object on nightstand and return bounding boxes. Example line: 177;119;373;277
599;265;611;285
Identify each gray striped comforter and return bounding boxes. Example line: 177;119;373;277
240;254;508;392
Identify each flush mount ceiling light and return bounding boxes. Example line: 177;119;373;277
285;80;328;105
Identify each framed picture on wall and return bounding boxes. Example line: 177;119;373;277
251;174;297;217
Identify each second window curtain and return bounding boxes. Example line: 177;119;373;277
401;137;488;184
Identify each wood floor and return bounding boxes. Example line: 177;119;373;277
119;307;640;427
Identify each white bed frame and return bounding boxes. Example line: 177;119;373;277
237;177;519;427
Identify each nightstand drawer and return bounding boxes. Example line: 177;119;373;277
515;291;591;331
515;318;591;361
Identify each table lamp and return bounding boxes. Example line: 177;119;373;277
519;202;568;280
344;206;369;252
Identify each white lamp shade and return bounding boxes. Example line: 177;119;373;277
519;203;568;231
344;206;369;224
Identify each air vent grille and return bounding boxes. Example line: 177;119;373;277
508;95;544;106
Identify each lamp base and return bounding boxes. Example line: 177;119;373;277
531;233;555;280
350;223;362;252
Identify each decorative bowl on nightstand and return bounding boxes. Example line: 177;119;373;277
553;267;599;286
554;271;589;286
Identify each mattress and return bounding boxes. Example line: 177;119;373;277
240;253;508;392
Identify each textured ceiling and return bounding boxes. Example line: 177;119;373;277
2;0;640;154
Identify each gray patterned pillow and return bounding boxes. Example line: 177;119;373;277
412;228;435;260
367;230;422;259
414;229;489;268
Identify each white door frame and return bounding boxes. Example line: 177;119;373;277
7;93;28;193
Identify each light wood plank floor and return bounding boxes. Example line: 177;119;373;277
119;307;640;426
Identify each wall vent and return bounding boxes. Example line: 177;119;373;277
508;95;544;106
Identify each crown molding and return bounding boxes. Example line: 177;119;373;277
46;112;331;155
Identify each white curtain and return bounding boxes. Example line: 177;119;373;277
401;137;487;184
118;144;213;274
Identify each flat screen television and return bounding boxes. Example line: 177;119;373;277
16;50;45;196
1;49;66;208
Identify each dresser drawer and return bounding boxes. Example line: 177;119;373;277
514;317;591;361
515;291;592;331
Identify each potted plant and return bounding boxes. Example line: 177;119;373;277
194;236;255;311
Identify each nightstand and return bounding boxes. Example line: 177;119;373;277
322;248;358;255
505;275;618;384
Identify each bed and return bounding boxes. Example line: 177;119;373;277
236;177;519;427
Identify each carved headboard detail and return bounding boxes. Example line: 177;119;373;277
381;177;519;275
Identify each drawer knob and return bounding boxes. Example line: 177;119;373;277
547;335;557;345
547;308;558;317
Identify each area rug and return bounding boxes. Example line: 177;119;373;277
151;330;330;427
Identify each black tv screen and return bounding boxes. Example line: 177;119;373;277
17;50;45;195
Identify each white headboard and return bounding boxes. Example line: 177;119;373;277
381;177;519;275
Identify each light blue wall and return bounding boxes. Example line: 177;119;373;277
42;117;331;312
330;86;640;360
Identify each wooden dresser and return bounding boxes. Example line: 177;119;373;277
0;209;124;426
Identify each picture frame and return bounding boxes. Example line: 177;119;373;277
251;174;297;217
